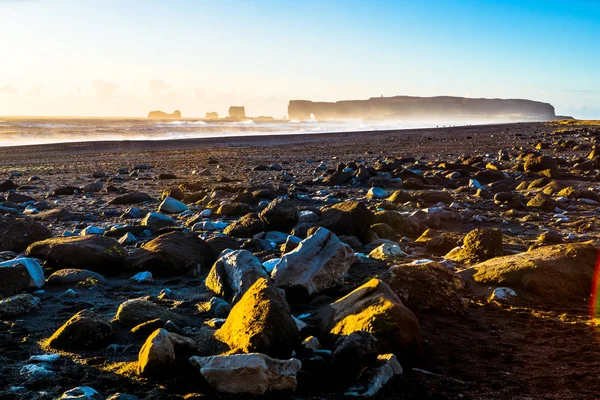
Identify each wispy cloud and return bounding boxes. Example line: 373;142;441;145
0;86;18;96
148;79;170;97
93;80;118;98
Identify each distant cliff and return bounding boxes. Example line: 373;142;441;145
288;96;556;121
148;110;182;119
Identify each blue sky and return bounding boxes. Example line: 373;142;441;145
0;0;599;118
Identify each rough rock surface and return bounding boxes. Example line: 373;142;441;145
125;231;215;276
26;236;126;273
206;249;269;304
381;262;466;313
216;278;299;358
272;228;355;296
190;353;302;395
316;278;421;358
47;310;114;350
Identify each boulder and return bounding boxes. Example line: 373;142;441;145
189;353;302;395
318;201;374;242
272;228;354;296
368;243;407;261
206;249;269;305
524;155;558;173
141;212;176;229
158;196;188;214
0;294;41;318
26;236;126;273
217;202;254;217
380;262;465;313
137;329;175;377
527;193;558;212
109;192;153;205
0;258;45;298
331;331;378;381
47;269;107;286
47;310;114;350
445;228;503;263
223;213;265;238
216;278;299;358
315;278;421;358
344;354;403;397
125;231;215;276
113;298;187;328
258;198;299;232
467;243;598;302
0;217;52;252
58;387;103;400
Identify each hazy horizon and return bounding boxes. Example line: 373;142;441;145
1;0;600;119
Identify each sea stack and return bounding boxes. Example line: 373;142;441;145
148;110;182;119
228;106;246;118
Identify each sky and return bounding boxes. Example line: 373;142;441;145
0;0;599;118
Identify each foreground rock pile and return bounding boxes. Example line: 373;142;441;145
2;121;600;398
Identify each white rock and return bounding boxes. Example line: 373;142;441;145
131;271;153;283
158;196;188;214
262;258;281;274
368;243;407;260
469;179;483;190
200;209;212;217
20;364;56;382
80;226;105;236
0;258;45;288
29;354;61;363
142;212;175;228
23;205;39;215
206;249;269;304
299;210;318;222
118;232;137;245
578;198;599;205
489;287;517;302
412;259;434;265
189;353;302;395
58;386;102;400
138;328;175;376
345;354;403;397
272;228;354;296
265;231;290;245
367;187;387;199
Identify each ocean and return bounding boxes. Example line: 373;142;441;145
0;118;440;147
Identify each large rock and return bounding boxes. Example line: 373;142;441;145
271;228;354;296
216;278;299;358
158;196;188;214
315;278;421;357
0;294;41;318
318;201;374;242
190;353;301;395
223;213;265;238
0;258;45;298
125;231;215;276
109;192;153;205
47;269;107;286
380;262;465;314
524;155;558;173
206;249;269;305
467;243;598;302
137;328;175;377
26;236;126;273
113;298;187;328
0;217;52;252
445;228;503;263
258;198;299;232
141;212;176;229
47;310;114;350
